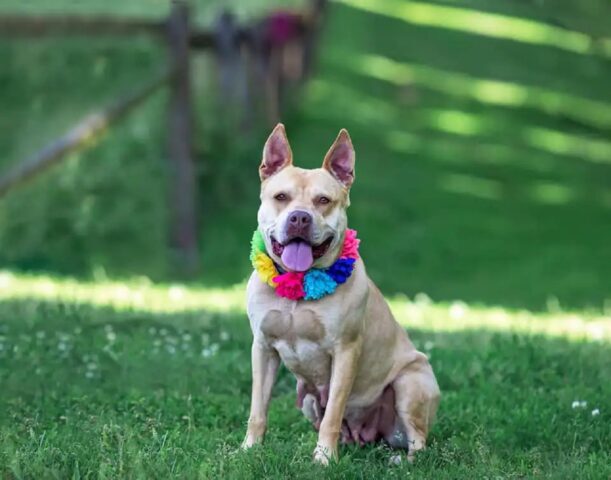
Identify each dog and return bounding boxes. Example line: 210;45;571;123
242;124;440;464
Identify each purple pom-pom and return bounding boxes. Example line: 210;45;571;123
326;258;356;284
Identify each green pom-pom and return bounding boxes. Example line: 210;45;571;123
250;229;267;262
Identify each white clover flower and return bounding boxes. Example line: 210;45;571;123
160;328;168;336
148;327;157;335
571;400;580;409
591;409;600;416
220;331;230;341
106;331;117;343
424;341;435;351
85;371;95;379
182;333;192;342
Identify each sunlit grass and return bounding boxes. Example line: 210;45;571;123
335;52;611;131
529;181;575;205
1;270;609;341
416;109;611;164
0;270;244;315
438;173;503;200
386;129;558;173
336;0;611;58
309;77;611;164
389;294;610;342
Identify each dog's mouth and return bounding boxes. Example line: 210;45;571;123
271;236;334;272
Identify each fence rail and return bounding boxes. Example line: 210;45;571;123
0;67;172;198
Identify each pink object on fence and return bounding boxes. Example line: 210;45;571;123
264;11;302;46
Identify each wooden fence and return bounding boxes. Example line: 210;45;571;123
0;0;327;277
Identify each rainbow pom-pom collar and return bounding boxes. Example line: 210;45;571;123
250;228;360;301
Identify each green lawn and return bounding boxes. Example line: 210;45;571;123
0;272;609;478
1;0;610;477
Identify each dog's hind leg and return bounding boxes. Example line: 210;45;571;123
391;353;440;462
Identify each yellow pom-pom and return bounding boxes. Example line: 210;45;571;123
253;252;278;287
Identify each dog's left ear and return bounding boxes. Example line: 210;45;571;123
322;129;355;189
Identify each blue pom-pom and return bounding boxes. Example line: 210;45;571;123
304;269;337;300
326;258;356;284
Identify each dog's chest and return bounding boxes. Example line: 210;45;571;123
259;305;332;382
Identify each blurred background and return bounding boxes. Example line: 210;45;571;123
1;0;610;311
1;1;610;477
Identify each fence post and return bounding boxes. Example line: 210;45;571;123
166;1;199;277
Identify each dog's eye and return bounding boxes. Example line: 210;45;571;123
318;196;331;205
274;193;288;201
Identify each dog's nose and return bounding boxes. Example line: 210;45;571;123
289;211;312;227
286;210;312;239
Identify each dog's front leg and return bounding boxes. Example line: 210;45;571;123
242;340;280;449
314;339;362;465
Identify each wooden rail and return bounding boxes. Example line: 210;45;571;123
0;67;172;198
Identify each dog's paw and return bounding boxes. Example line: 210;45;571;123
313;444;336;466
241;435;262;451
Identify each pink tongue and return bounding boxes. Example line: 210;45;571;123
281;240;313;272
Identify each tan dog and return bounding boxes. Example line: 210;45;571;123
242;124;440;464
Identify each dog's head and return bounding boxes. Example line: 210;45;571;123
257;124;356;273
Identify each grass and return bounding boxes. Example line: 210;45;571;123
1;0;611;477
0;271;609;478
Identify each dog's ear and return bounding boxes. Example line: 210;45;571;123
260;123;293;181
322;129;355;188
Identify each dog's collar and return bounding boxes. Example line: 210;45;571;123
250;228;360;301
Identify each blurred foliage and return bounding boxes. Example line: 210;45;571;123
0;37;168;277
0;0;610;310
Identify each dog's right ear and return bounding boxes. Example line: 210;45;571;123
260;123;293;181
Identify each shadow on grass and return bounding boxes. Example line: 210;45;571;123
195;2;611;312
0;297;609;478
